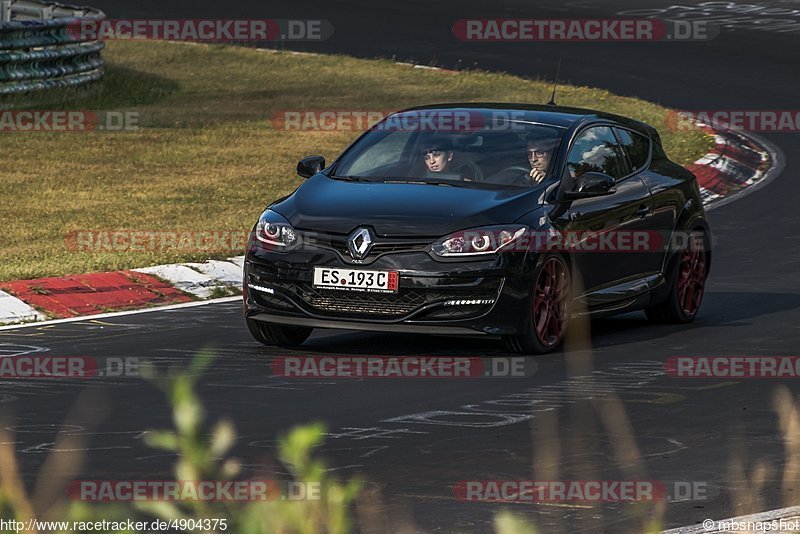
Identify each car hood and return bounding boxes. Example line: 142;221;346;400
271;174;543;237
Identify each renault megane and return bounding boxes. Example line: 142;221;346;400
243;104;711;354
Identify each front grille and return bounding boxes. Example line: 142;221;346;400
302;233;430;260
309;295;423;315
297;282;427;317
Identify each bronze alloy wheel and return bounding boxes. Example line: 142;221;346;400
677;233;707;317
532;255;570;348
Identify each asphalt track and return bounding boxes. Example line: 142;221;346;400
4;0;800;531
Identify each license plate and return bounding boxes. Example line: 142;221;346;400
313;267;399;293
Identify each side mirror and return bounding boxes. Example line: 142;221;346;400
564;171;616;200
297;155;326;179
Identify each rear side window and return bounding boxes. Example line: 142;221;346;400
615;128;651;172
566;126;629;180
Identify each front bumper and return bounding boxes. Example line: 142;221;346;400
243;237;535;336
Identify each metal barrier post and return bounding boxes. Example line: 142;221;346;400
0;1;11;23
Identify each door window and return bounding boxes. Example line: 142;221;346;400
566;126;630;180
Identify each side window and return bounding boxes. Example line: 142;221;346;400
566;126;629;180
615;128;651;173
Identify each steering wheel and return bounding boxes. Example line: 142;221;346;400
490;165;532;185
495;165;531;175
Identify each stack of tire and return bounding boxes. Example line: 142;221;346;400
0;0;104;94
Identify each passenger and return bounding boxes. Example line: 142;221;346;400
422;138;455;175
421;137;478;181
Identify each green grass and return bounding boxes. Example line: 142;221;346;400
0;41;713;282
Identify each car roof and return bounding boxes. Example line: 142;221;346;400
397;102;656;135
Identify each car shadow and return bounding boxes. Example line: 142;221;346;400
296;291;800;356
302;328;505;355
584;290;800;349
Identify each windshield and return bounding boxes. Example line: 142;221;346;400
333;112;566;188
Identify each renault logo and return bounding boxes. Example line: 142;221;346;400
347;227;373;260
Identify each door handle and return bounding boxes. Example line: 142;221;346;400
635;205;650;218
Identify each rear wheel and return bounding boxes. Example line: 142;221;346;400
246;318;312;347
646;230;708;323
504;254;571;354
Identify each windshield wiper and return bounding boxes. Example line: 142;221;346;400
382;178;461;187
331;175;463;187
331;175;372;182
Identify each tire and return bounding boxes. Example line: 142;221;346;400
504;253;571;354
646;230;708;324
246;318;312;347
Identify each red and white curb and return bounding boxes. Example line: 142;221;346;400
0;257;244;325
0;124;778;327
0;290;46;323
687;124;773;207
133;257;244;299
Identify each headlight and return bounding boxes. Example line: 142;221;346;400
432;225;528;257
255;210;298;249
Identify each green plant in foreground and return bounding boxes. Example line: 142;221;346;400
0;352;360;533
138;350;361;533
0;390;139;533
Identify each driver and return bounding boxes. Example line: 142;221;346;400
525;130;560;184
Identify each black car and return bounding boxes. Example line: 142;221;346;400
243;104;711;354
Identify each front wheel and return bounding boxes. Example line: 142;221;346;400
246;318;312;347
504;254;571;354
646;231;708;323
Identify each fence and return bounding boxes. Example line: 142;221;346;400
0;0;104;95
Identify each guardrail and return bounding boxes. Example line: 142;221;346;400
0;0;105;95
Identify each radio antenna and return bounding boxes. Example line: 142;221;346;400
546;58;562;106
